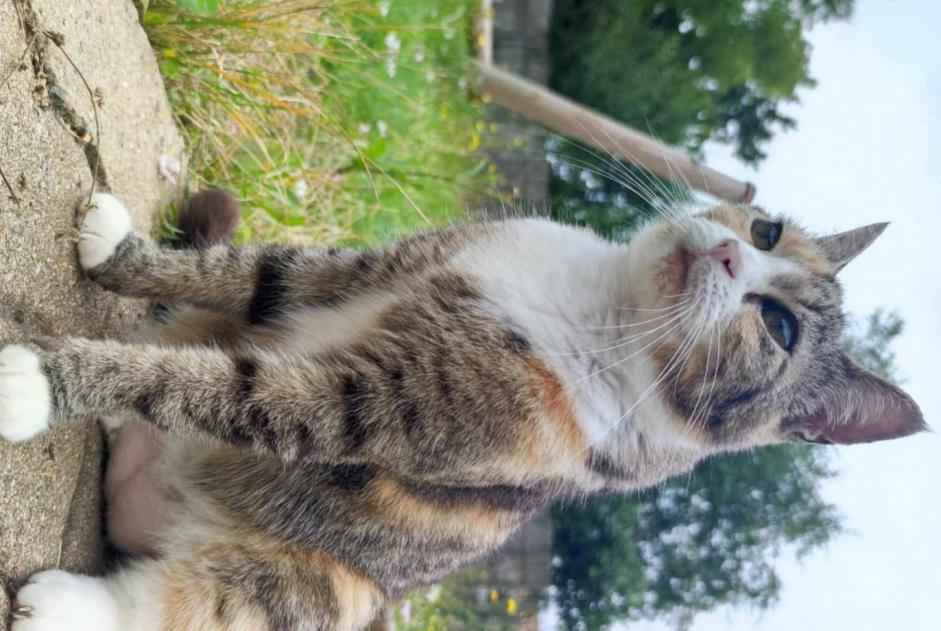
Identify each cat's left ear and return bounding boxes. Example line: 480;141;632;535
813;223;888;272
783;357;926;445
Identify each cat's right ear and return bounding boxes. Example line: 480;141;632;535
813;223;888;272
782;357;927;445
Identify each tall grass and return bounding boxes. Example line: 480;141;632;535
142;0;495;245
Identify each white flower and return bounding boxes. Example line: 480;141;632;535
292;179;309;199
384;32;401;53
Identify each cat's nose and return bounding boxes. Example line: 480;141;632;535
708;239;741;279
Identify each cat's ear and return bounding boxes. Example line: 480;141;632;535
783;358;926;445
813;223;888;272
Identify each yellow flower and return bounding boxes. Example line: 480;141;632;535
506;597;518;616
475;120;485;132
468;134;481;151
489;589;499;603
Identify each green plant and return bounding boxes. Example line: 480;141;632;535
143;0;495;245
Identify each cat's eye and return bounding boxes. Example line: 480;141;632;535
760;298;798;352
751;219;783;251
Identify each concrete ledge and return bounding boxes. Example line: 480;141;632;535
0;0;183;620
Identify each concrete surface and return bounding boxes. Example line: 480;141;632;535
0;0;184;621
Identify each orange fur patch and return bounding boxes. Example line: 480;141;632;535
158;534;383;631
367;475;516;546
486;355;593;484
524;356;586;456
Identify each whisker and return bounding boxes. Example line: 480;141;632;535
576;298;701;383
581;300;706;453
553;305;696;357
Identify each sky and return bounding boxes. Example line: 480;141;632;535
624;1;941;629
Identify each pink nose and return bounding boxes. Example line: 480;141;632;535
707;239;741;279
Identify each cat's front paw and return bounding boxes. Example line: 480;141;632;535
0;345;51;443
78;193;132;270
11;569;119;631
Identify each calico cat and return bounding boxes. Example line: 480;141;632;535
0;192;924;631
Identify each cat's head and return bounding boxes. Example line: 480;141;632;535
627;206;925;453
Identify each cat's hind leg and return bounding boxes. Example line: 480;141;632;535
11;527;385;631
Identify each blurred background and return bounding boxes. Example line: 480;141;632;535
139;0;939;628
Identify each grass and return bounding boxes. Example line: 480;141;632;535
141;0;497;246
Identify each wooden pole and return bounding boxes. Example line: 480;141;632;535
472;61;756;204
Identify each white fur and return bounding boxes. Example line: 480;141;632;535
0;345;51;443
13;567;167;631
78;193;132;269
456;216;803;474
453;219;636;446
12;570;119;631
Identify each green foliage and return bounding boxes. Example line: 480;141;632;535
552;445;840;630
172;0;219;15
551;309;905;630
396;568;535;631
547;0;854;231
842;308;904;383
547;138;689;243
323;0;495;242
144;0;494;245
549;0;854;165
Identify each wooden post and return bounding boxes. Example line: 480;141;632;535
472;61;756;204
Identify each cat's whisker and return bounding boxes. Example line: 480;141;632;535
695;322;724;436
615;301;692;313
583;299;706;454
578;124;691;221
559;132;670;213
570;123;682;212
683;318;719;444
652;302;717;469
553;140;688;228
554;305;697;357
575;298;702;383
588;299;693;330
553;152;669;219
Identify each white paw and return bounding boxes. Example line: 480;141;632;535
11;570;119;631
0;345;51;443
78;193;132;269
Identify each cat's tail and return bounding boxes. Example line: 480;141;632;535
174;189;241;248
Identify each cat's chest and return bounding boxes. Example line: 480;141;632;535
453;220;637;442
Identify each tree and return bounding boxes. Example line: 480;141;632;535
546;0;855;234
549;0;854;165
551;309;904;630
841;308;904;382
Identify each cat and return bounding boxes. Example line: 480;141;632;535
0;191;924;631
